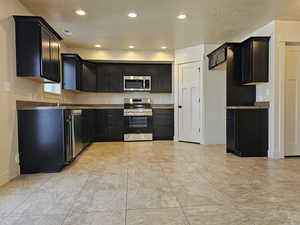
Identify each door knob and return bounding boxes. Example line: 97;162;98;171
178;105;182;109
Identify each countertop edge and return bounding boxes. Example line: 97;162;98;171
16;101;174;110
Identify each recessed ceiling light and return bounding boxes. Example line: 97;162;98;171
76;9;86;16
128;12;137;18
161;46;167;49
177;14;187;19
95;44;101;48
129;45;135;49
63;29;72;36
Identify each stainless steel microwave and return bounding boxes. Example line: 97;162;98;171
124;76;151;92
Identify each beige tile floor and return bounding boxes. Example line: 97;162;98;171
1;141;300;225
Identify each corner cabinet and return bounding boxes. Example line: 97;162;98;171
14;16;62;83
241;37;270;85
62;54;81;91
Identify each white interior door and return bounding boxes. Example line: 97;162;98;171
178;62;201;143
285;46;300;156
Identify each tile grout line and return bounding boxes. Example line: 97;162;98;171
60;173;92;225
125;146;130;225
157;163;191;225
5;175;57;218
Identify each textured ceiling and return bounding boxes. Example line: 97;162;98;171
19;0;300;50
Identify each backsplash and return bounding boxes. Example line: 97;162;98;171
73;92;174;104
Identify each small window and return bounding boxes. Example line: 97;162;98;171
44;81;61;95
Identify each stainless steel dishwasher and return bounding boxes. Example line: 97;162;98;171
71;109;83;158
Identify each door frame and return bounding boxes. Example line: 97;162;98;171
174;60;204;144
280;42;300;157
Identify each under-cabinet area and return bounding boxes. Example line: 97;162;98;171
17;103;174;173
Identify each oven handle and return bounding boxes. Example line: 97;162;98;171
124;113;153;116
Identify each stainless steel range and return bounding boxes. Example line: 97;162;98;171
124;98;153;141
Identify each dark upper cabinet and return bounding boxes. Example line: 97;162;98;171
122;63;172;93
95;109;124;141
81;61;97;92
207;44;227;70
62;54;81;91
97;63;123;92
226;109;268;157
62;55;172;93
241;37;270;85
13;16;62;83
149;64;172;93
153;109;174;140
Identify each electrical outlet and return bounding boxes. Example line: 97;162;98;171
3;81;11;92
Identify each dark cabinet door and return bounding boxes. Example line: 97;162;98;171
95;109;124;141
97;64;123;92
95;110;107;140
241;37;270;84
81;61;97;92
82;110;96;146
41;27;51;80
226;109;268;157
150;64;172;93
41;27;61;82
226;110;237;154
153;109;174;140
50;35;61;82
107;109;124;141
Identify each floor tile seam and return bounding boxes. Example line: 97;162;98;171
60;174;94;225
157;163;191;225
127;206;182;211
4;190;35;218
125;167;129;225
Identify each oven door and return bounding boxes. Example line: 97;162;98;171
124;116;153;141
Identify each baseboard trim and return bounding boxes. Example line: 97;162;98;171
0;167;20;186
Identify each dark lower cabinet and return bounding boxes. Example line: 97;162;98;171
17;109;66;173
95;109;124;141
153;109;174;140
226;109;268;157
82;110;96;147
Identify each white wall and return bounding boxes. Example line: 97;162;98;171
202;45;226;144
174;45;226;144
0;0;76;186
68;48;175;105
